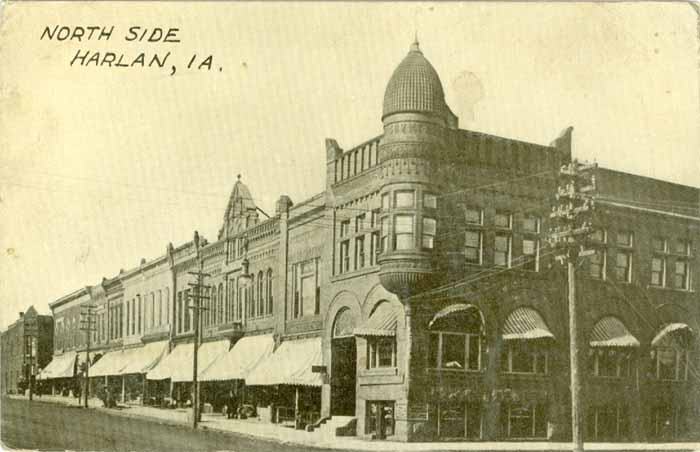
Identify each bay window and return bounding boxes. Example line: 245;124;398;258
394;215;414;250
422;217;436;249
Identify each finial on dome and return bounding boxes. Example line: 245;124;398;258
410;32;421;53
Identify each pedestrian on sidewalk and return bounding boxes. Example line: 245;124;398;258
226;391;238;419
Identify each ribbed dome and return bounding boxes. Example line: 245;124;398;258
382;41;447;120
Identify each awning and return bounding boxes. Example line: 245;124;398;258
37;352;77;380
146;340;229;382
502;307;554;340
246;337;323;387
89;350;130;377
354;302;402;337
199;334;274;382
120;341;169;375
590;317;640;347
428;303;484;329
651;323;693;347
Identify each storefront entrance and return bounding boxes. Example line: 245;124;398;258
331;308;357;416
366;400;395;439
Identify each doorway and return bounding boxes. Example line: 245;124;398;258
331;308;357;416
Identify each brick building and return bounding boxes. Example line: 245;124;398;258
38;39;699;442
1;307;53;395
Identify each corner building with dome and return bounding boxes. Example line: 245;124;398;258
39;40;699;443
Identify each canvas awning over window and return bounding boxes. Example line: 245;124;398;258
590;317;640;347
428;303;484;329
651;323;693;347
37;352;77;380
146;340;229;381
354;302;402;337
199;334;274;382
502;307;554;341
120;341;169;375
89;350;130;377
246;337;323;387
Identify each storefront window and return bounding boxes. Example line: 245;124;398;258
587;404;630;440
504;403;547;438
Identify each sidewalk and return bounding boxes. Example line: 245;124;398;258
8;395;700;451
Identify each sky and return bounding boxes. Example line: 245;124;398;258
0;2;698;330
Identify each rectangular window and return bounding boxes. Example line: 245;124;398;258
615;252;631;282
422;218;436;249
340;220;350;238
465;231;482;264
184;289;191;332
381;193;390;210
506;403;547;438
652;237;667;253
394;215;414;250
522;215;540;234
368;338;396;369
380;217;389;252
431;333;481;371
673;260;689;290
370;231;379;265
370;209;380;228
506;343;548;375
589;249;606;279
355;214;365;232
651;257;665;287
423;193;437;209
340;240;350;273
355;235;366;270
494;234;511;267
494;212;512;229
616;231;633;247
395;190;415;208
441;333;466;369
673;239;690;256
465;207;482;225
522;238;539;271
590;229;607;243
126;301;130;337
656;349;683;380
595;351;631;378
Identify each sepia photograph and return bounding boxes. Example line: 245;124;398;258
0;2;699;451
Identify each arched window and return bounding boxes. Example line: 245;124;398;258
257;271;264;317
218;283;224;323
428;304;484;371
589;316;639;378
266;268;273;315
652;323;692;381
501;307;554;375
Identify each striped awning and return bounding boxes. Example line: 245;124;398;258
590;317;640;347
146;340;230;382
37;352;77;380
246;337;323;387
121;341;169;375
428;303;483;329
651;323;693;347
354;302;402;337
199;334;274;382
502;307;554;340
89;350;130;378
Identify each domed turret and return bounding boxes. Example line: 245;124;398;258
376;40;449;300
382;40;448;121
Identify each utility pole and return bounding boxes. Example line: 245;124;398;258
79;303;97;408
548;159;597;452
188;264;210;429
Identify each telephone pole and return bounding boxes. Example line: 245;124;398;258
188;264;210;429
548;159;597;452
79;303;97;408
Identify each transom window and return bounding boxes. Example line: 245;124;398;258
465;207;483;225
494;212;512;229
395;190;415;208
522;215;540;234
616;231;633;247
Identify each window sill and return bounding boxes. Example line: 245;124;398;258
427;368;482;374
332;266;379;282
502;372;548;378
646;285;694;294
361;367;398;377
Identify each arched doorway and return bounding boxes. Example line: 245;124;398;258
331;308;357;416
